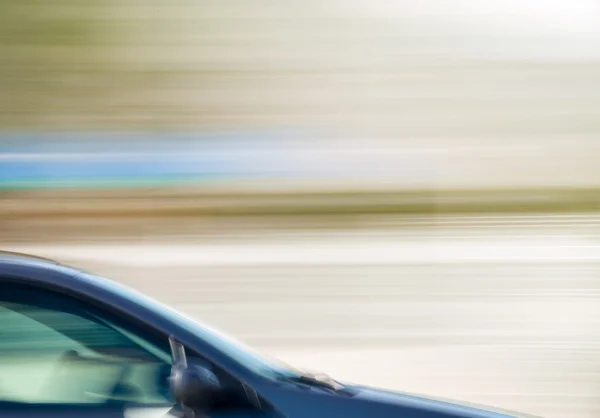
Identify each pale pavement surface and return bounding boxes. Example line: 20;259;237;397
6;215;600;418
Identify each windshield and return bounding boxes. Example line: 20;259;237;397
75;270;299;379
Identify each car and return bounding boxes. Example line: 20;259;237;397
0;251;539;418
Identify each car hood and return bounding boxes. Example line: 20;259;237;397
349;385;541;418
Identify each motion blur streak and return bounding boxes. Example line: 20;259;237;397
2;0;600;417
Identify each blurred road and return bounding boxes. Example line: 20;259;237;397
6;214;600;418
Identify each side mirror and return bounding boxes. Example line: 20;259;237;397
169;337;222;411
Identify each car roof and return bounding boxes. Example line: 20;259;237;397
0;251;61;267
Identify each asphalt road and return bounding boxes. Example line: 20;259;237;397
7;215;600;418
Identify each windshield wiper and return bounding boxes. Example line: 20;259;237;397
275;371;345;392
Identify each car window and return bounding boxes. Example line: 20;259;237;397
0;283;173;406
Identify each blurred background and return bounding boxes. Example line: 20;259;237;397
2;0;600;416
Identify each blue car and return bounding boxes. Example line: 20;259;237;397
0;252;539;418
